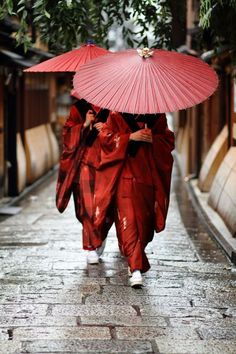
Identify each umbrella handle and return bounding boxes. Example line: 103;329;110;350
145;123;147;129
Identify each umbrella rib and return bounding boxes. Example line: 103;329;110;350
156;59;217;90
76;61;140;110
154;52;217;82
154;61;217;103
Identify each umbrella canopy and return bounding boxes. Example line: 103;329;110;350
24;43;108;72
73;48;218;114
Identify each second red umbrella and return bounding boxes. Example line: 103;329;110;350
24;43;108;72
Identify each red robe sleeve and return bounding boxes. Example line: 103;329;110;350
56;105;84;213
99;112;130;168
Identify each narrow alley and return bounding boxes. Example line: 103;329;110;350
0;166;236;354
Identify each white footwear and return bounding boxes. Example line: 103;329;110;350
130;270;143;288
87;250;99;264
96;238;107;257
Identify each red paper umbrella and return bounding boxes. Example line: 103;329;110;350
73;48;218;114
24;43;108;72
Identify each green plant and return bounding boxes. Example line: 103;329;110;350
199;0;236;52
0;0;174;53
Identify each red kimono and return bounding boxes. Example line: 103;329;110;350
94;112;175;272
56;101;111;250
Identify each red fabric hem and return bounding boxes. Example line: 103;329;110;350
83;246;96;251
83;240;103;251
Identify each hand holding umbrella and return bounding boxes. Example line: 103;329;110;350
83;109;96;130
94;122;104;132
129;129;153;143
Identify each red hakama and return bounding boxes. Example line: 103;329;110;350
94;112;175;272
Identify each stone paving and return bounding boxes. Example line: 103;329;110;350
0;166;236;354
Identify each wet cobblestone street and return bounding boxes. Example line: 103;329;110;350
0;166;236;354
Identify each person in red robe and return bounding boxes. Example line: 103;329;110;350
94;112;175;287
56;99;112;264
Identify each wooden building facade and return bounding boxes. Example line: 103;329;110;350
175;0;236;237
0;18;60;200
